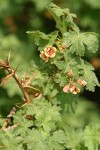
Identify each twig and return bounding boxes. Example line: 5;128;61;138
0;60;32;103
1;107;17;131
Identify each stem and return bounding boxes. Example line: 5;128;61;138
7;66;31;103
62;15;67;32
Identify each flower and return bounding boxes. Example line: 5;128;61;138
63;84;80;94
77;79;87;86
70;85;80;94
40;51;49;62
44;46;56;58
63;84;70;93
40;46;57;62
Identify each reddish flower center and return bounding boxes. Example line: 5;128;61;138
46;47;54;56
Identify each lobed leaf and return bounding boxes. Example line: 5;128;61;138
63;31;99;56
83;124;100;150
78;59;100;91
27;30;58;51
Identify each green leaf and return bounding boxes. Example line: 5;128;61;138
82;32;99;53
63;31;99;56
25;99;61;132
48;3;70;17
48;130;66;150
63;125;83;150
78;59;100;91
26;30;49;50
14;110;33;130
48;31;58;45
54;72;68;87
24;129;50;150
57;92;78;113
27;30;58;51
34;102;61;132
83;124;100;150
0;130;24;150
48;3;79;33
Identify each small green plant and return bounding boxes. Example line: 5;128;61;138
0;3;100;150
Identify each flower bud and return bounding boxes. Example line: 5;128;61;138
34;92;42;99
67;70;74;77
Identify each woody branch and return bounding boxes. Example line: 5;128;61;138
0;59;31;104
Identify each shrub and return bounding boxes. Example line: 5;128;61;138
0;3;100;150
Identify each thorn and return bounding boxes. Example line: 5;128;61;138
7;50;12;62
14;65;19;74
15;103;22;108
25;72;38;85
15;102;28;108
0;73;14;86
22;97;27;102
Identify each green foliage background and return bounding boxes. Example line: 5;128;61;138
0;1;100;150
0;0;100;129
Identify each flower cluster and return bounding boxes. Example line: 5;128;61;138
63;84;80;94
63;70;87;94
40;45;56;62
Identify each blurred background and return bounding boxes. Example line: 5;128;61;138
0;0;100;125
